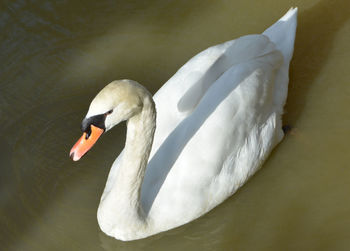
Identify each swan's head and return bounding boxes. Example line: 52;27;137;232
70;79;149;161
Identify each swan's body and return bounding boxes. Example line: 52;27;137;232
70;8;297;241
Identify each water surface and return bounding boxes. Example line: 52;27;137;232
1;0;350;250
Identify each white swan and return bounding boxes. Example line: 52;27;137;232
70;8;297;241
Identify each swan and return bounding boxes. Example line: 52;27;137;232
70;8;297;241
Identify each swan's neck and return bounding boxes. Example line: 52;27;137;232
117;96;156;214
98;96;156;240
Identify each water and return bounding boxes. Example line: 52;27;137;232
1;0;349;250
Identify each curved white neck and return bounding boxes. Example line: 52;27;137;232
116;96;156;213
97;96;156;240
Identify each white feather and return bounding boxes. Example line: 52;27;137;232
83;8;299;241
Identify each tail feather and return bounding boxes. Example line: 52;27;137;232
263;8;298;116
263;7;298;65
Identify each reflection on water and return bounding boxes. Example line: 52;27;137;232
1;0;350;250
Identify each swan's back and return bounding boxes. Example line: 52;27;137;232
151;8;297;154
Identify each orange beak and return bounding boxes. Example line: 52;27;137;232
70;125;104;161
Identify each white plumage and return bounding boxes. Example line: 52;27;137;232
73;8;297;241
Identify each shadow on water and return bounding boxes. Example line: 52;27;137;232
284;0;350;125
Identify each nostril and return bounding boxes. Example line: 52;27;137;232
85;127;92;139
70;152;75;160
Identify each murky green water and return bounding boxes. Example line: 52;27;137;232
1;0;350;250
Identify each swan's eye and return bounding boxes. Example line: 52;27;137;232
105;109;113;115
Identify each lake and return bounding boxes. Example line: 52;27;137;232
1;0;350;250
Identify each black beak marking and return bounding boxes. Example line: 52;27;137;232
81;114;106;136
